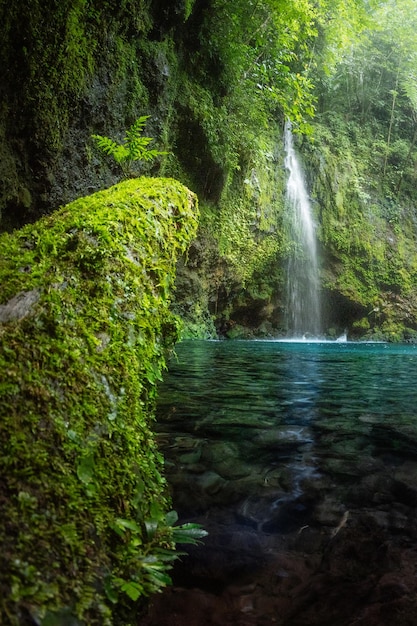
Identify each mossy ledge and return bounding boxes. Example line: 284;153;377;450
0;178;198;625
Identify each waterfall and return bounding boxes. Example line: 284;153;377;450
284;121;321;337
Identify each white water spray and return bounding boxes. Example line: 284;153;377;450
284;121;321;337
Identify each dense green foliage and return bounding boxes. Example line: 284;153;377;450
2;0;417;337
0;178;199;624
157;0;331;335
301;0;417;340
3;5;417;626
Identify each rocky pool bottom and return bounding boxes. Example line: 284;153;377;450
141;341;417;625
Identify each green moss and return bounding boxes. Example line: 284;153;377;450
166;111;288;338
0;178;198;625
215;128;286;285
1;0;155;165
305;115;417;337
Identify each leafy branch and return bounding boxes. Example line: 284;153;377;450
92;116;168;177
106;509;207;603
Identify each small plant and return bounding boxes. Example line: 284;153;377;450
92;116;168;177
107;508;207;603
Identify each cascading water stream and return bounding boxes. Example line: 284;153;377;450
284;121;321;337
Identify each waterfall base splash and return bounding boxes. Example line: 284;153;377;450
274;331;348;343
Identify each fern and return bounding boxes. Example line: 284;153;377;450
92;116;168;177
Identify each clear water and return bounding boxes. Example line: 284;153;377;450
156;339;417;516
150;339;417;624
158;339;417;431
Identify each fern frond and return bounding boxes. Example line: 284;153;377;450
124;116;150;143
92;134;129;164
91;135;130;163
91;116;168;177
112;145;130;164
91;134;119;156
140;148;169;161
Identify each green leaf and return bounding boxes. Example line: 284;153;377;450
104;576;119;604
149;500;165;521
144;567;172;587
124;115;150;143
165;510;178;526
152;547;182;562
114;518;142;533
172;523;208;545
91;116;168;176
91;134;119;156
76;452;95;484
120;580;143;602
144;519;158;539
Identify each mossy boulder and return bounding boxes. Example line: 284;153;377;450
0;178;198;625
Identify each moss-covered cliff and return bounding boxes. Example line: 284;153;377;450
301;115;417;341
0;178;198;625
0;0;315;338
2;0;417;341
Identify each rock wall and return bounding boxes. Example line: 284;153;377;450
302;117;417;341
0;177;198;625
3;1;417;340
0;0;290;339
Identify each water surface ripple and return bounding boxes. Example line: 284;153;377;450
144;340;417;626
